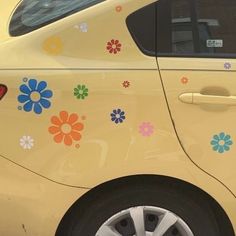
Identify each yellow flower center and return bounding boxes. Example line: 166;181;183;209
61;123;72;134
30;91;41;102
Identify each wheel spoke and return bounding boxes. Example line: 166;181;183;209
129;206;145;236
96;225;121;236
153;212;178;236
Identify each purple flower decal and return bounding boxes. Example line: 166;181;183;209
110;109;125;124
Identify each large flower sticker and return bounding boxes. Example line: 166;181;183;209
48;111;84;146
139;122;154;137
106;39;122;54
211;132;233;154
74;85;89;100
18;79;53;114
110;109;125;124
43;36;63;55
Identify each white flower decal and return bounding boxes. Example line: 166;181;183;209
74;23;88;32
20;136;34;150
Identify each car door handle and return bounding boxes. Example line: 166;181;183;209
179;93;236;105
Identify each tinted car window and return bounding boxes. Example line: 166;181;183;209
9;0;104;36
126;3;156;56
157;0;236;57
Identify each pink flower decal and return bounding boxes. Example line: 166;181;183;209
139;122;154;137
106;39;122;54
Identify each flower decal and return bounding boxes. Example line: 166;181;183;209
106;39;122;54
20;136;34;150
116;5;122;12
181;77;189;84
75;23;88;32
110;109;125;124
211;132;233;154
74;85;89;100
43;36;63;55
0;84;8;100
224;62;231;70
79;22;88;32
123;81;130;88
18;79;53;114
48;111;84;146
139;122;154;137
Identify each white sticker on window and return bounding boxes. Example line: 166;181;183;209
206;39;223;48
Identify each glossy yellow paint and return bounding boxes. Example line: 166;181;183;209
0;0;235;235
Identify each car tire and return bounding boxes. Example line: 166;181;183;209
61;181;227;236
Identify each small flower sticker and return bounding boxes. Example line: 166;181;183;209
74;22;88;32
211;132;233;154
110;109;125;124
123;81;130;88
43;36;63;55
18;79;53;114
20;136;34;150
116;5;122;12
74;85;89;100
181;77;189;84
224;62;231;70
48;111;84;146
106;39;122;54
139;122;154;137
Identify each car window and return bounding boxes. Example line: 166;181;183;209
9;0;104;36
156;0;236;57
126;3;156;56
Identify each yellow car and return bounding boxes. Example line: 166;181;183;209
0;0;236;235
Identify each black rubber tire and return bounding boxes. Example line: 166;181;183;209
60;181;226;236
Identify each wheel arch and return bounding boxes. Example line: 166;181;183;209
55;174;235;236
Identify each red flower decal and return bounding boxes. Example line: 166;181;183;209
123;81;130;88
0;84;7;100
106;39;122;54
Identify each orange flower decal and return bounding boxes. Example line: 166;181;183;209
48;111;84;146
116;5;122;12
181;77;189;84
43;36;63;56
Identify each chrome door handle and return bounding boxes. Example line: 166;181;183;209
179;93;236;105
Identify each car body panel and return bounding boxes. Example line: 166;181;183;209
0;155;87;236
0;0;236;235
0;0;157;70
158;57;236;196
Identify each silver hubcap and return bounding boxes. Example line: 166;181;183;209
96;206;194;236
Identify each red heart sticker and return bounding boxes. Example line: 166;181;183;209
0;84;8;100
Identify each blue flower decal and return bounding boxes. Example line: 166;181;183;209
18;79;53;114
110;109;125;124
211;132;233;154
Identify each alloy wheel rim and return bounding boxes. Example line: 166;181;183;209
96;206;194;236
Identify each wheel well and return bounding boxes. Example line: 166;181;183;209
55;175;235;236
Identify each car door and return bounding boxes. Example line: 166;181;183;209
157;0;236;195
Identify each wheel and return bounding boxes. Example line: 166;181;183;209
63;181;225;236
